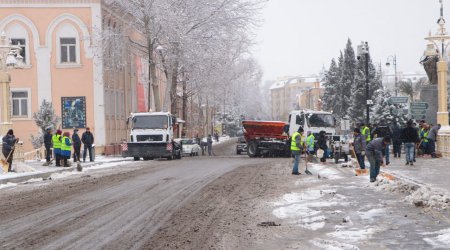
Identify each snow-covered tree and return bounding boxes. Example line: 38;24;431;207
338;39;357;118
322;58;339;112
30;100;60;149
371;89;407;125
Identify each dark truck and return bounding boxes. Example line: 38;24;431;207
242;120;291;157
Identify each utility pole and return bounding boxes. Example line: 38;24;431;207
358;41;370;125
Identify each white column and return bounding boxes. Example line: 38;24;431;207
35;47;52;104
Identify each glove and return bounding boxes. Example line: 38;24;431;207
361;151;365;156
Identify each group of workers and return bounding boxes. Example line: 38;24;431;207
290;119;441;183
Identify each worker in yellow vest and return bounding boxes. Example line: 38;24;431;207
52;130;62;167
291;127;304;175
61;131;73;167
360;123;371;143
306;131;316;162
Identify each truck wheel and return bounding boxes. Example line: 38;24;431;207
344;154;348;162
134;157;140;161
247;141;259;157
167;155;173;160
237;150;241;155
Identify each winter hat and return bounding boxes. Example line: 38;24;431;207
353;128;360;134
74;128;79;132
63;132;70;137
297;127;304;133
56;129;62;135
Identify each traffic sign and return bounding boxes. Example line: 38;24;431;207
410;102;429;109
410;109;427;115
389;96;408;104
411;114;426;120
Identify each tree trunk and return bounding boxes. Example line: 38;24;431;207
170;61;179;116
182;75;187;136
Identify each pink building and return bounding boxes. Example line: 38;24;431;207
0;0;167;153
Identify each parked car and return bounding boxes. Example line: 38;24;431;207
236;136;247;155
180;138;201;156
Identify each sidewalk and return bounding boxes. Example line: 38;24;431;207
374;154;450;209
0;156;131;185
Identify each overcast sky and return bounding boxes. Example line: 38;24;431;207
254;0;446;81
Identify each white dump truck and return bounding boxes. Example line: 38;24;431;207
288;109;336;136
121;112;182;161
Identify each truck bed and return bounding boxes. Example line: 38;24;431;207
242;120;289;141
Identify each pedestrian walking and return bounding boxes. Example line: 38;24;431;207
61;132;72;167
72;128;81;162
352;128;366;169
400;120;419;166
392;122;402;158
427;124;441;158
43;127;53;166
81;127;95;162
207;134;213;156
52;129;62;167
2;129;18;172
317;131;328;163
214;132;219;142
291;127;304;175
366;136;391;182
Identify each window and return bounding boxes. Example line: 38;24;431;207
60;38;76;63
11;39;26;61
11;90;29;117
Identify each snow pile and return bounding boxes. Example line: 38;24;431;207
357;208;385;222
12;162;37;173
272;188;349;231
404;187;450;210
421;228;450;248
373;177;450;210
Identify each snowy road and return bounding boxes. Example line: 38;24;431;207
0;140;265;249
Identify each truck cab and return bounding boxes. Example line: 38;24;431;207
122;112;182;160
288;110;336;137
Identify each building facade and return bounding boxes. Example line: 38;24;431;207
270;75;322;121
0;0;167;153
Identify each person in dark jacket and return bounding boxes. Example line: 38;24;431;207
371;124;393;165
207;134;213;156
2;129;18;172
317;131;328;162
72;128;81;162
81;127;95;162
400;120;420;166
366;136;391;182
391;122;402;158
427;124;441;158
352;128;366;169
43;127;53;165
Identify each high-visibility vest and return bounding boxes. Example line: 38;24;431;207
61;136;72;152
291;132;302;151
423;131;429;143
306;134;315;151
361;126;371;142
52;134;61;149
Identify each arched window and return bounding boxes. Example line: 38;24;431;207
55;22;80;66
5;22;30;65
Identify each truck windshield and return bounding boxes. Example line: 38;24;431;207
307;114;334;127
132;115;168;129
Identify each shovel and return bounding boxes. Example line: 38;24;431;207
1;149;14;173
305;152;312;175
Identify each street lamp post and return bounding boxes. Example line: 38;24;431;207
0;31;23;135
357;41;370;125
386;55;397;96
